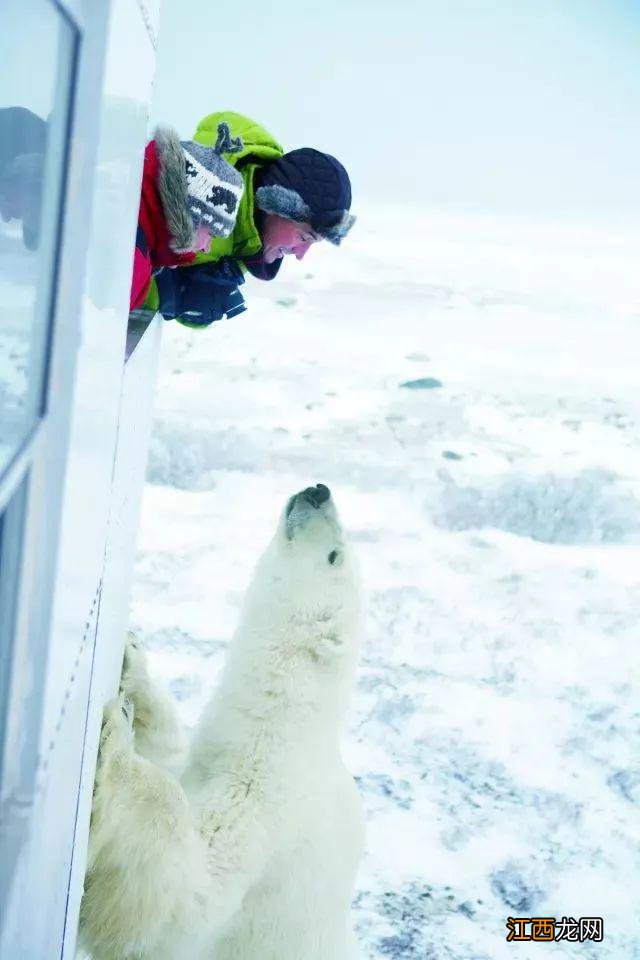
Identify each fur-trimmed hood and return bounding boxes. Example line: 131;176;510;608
153;125;196;252
136;138;196;271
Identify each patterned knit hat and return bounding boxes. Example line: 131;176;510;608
255;147;355;246
155;122;245;253
180;123;244;241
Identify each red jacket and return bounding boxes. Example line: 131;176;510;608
130;140;195;310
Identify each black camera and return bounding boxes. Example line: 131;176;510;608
155;256;247;327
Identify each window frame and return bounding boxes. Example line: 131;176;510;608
0;0;81;901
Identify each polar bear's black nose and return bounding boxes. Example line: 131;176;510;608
301;483;331;508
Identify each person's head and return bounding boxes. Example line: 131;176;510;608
155;122;245;255
255;147;355;264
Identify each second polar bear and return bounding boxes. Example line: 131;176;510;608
79;483;365;960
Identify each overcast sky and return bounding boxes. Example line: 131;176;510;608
151;0;640;219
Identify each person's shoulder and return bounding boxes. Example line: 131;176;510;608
192;111;283;165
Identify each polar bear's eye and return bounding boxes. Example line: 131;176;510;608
328;550;339;565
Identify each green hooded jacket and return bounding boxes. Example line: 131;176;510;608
142;111;284;314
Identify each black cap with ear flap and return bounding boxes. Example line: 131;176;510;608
255;148;356;245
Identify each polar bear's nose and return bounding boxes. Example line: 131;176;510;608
301;483;331;508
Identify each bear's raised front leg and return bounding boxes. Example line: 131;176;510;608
79;695;211;960
120;634;186;775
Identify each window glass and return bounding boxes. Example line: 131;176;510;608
0;482;26;806
0;477;29;903
0;0;75;476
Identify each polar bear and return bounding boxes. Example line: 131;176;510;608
79;483;365;960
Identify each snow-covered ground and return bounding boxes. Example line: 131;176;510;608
130;205;640;959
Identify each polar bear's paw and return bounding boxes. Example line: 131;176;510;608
102;692;134;741
97;694;135;781
121;631;150;693
119;633;186;771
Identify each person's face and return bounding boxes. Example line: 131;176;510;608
261;213;320;264
191;223;214;253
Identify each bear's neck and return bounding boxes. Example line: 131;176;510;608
191;615;359;770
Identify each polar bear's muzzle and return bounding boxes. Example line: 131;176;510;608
286;483;331;516
285;483;335;540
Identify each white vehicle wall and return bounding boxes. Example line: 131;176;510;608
0;1;162;956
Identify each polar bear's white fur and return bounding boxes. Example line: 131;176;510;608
79;484;365;960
